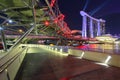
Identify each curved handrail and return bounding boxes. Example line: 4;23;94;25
0;47;27;73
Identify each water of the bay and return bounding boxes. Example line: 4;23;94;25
76;43;120;54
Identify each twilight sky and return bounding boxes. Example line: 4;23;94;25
58;0;120;35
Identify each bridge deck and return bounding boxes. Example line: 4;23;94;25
15;47;120;80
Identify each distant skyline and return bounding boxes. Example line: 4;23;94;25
58;0;120;35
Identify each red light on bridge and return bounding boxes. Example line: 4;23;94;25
54;19;58;24
44;21;49;26
50;0;56;7
59;14;65;21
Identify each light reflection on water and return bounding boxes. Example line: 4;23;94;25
76;43;120;54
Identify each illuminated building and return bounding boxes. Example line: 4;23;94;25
80;11;105;38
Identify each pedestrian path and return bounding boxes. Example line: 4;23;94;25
15;47;120;80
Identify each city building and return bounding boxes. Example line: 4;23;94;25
80;11;105;38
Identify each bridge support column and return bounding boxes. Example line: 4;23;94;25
0;27;7;51
31;0;38;35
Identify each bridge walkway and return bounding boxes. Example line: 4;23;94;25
15;47;120;80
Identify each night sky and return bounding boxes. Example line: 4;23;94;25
58;0;120;35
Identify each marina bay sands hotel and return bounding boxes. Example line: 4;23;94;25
80;11;106;38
